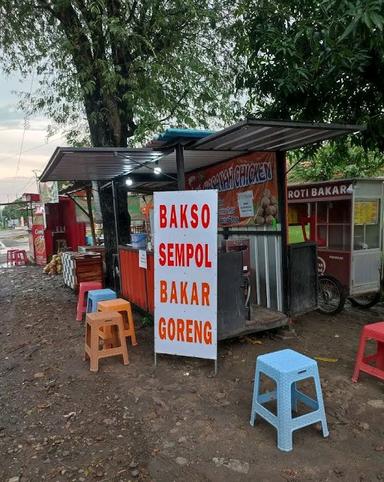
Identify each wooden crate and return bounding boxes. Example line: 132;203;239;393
62;251;103;292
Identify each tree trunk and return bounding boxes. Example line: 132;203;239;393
97;181;131;288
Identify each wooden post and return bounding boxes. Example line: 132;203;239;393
86;187;97;246
175;144;185;190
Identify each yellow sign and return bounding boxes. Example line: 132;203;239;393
354;200;379;225
288;206;299;224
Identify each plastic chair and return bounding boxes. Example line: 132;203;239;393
97;298;138;346
250;349;329;451
84;311;129;372
86;289;117;313
352;321;384;383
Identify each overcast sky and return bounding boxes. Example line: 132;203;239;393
0;72;66;203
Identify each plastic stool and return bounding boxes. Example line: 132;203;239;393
84;311;129;372
86;289;116;313
76;281;103;321
15;250;28;266
97;298;138;346
250;349;329;451
6;249;18;266
352;321;384;383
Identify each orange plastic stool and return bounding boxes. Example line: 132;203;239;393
76;281;103;321
352;321;384;383
97;298;138;346
84;311;129;372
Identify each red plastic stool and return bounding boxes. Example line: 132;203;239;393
6;249;18;266
352;321;384;383
15;250;28;266
76;281;103;321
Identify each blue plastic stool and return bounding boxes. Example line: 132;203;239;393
250;349;329;451
86;289;117;313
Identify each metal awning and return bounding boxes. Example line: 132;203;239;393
40;119;365;183
40;147;165;182
40;147;245;182
192;119;364;152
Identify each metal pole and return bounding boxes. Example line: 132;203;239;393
276;151;289;313
175;144;186;190
86;187;97;245
111;180;120;248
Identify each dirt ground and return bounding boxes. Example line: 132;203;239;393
1;266;384;482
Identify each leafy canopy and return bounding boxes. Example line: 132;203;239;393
233;0;384;179
0;0;238;146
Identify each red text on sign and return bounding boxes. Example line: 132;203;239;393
158;242;212;268
159;203;210;229
158;317;212;344
160;280;210;306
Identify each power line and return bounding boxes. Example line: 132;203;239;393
0;133;66;165
14;71;35;178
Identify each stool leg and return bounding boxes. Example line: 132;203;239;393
89;324;99;372
84;321;91;361
314;372;329;438
291;382;298;413
76;289;85;322
376;341;384;370
117;320;129;366
352;334;367;383
126;306;138;346
250;366;261;426
277;380;293;452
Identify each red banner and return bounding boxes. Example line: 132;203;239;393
186;152;278;227
32;225;47;265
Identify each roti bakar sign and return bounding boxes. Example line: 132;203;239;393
154;190;218;366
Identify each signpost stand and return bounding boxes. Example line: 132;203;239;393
153;190;218;372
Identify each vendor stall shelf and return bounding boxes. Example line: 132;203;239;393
288;178;384;313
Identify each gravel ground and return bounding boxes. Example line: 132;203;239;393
0;266;384;481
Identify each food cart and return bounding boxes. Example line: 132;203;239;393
23;192;86;265
39;120;364;337
288;178;383;313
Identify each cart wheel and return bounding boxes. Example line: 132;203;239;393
317;275;346;315
349;291;381;309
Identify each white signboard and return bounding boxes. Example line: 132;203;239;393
139;249;147;269
237;190;254;217
154;190;217;361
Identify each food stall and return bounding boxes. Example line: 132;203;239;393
288;178;384;313
39;120;364;338
23;192;86;265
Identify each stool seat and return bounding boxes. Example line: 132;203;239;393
250;349;329;452
97;298;138;346
87;288;117;313
363;321;384;342
84;311;129;372
258;349;316;374
76;281;103;321
352;321;384;383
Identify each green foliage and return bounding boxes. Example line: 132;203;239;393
288;142;384;181
0;0;239;146
233;0;384;154
2;200;28;221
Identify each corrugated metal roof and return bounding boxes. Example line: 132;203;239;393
40;120;365;183
40;147;165;181
192;119;364;151
40;147;245;182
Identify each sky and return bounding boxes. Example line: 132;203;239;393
0;72;67;203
